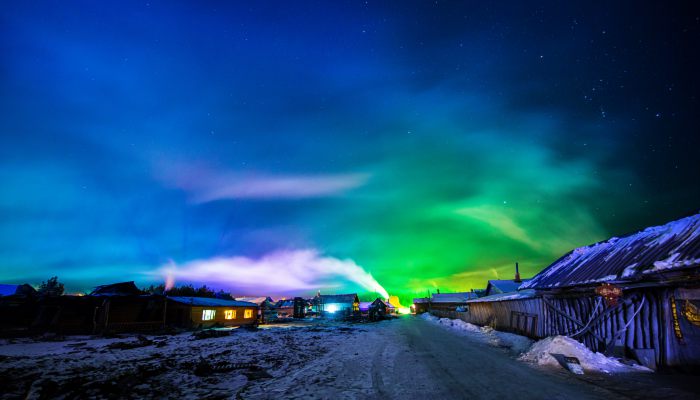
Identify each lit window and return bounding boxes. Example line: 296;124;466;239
224;309;236;320
202;309;216;321
244;309;253;318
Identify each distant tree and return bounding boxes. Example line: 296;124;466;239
214;290;234;300
141;283;233;299
37;276;64;297
142;284;166;295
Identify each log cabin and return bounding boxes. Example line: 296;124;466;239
166;297;259;328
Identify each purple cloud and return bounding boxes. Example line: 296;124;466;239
155;249;389;298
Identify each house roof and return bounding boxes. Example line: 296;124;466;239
486;280;529;294
412;297;429;304
521;212;700;290
235;296;274;305
0;284;36;297
431;292;479;303
319;293;359;304
359;301;373;311
90;281;142;296
467;289;538;303
276;299;295;308
168;296;258;307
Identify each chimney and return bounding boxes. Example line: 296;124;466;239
437;288;440;294
514;262;522;283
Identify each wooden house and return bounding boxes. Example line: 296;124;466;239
443;212;700;370
166;297;258;328
429;291;479;313
412;297;429;314
315;293;360;317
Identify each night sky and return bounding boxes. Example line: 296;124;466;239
1;1;699;302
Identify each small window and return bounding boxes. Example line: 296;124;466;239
244;309;253;319
202;309;216;321
224;309;236;320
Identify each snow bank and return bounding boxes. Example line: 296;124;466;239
519;335;650;374
422;314;533;355
419;312;438;322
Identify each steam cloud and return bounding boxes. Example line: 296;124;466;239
158;249;389;299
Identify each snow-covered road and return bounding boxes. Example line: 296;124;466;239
245;315;699;400
2;316;699;399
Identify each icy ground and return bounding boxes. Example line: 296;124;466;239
1;316;698;399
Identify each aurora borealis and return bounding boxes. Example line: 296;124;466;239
1;2;699;303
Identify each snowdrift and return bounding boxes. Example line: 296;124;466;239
421;314;651;373
519;335;650;373
420;313;533;355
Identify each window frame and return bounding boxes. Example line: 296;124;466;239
244;309;253;319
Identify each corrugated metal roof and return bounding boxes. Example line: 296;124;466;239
522;213;700;290
168;296;258;307
431;292;479;303
467;289;537;303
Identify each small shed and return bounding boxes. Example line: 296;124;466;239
368;298;389;321
167;297;258;328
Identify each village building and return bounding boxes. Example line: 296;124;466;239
315;293;360;317
443;212;700;370
235;296;275;322
429;291;479;314
412;297;429;314
166;297;259;328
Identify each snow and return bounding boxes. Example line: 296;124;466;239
421;313;533;355
519;335;651;374
423;314;650;374
467;289;537;303
0;320;367;399
521;213;700;289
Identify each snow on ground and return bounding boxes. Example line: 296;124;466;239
421;313;650;374
519;335;651;374
0;320;365;399
420;313;533;355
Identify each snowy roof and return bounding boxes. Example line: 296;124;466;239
522;212;700;290
235;296;274;305
276;299;295;308
467;289;538;303
359;302;372;311
485;280;529;295
318;293;359;304
431;292;479;303
168;296;258;307
412;297;429;304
